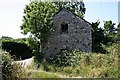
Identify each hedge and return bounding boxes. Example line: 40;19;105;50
1;40;33;60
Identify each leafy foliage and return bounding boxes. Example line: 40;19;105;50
48;50;82;67
1;38;32;60
115;23;120;77
115;22;120;42
103;20;117;45
104;20;117;36
20;0;58;63
53;0;86;18
92;20;118;53
26;36;44;64
92;21;107;53
1;49;27;79
1;36;13;40
21;1;58;44
1;49;13;79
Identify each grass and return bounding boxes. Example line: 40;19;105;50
27;70;60;78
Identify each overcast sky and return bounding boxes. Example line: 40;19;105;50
0;0;119;39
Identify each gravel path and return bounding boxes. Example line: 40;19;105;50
15;58;33;68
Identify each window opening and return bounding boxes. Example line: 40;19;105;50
61;22;68;33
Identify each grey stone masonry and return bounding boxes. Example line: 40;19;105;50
42;8;92;58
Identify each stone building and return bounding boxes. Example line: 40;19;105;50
42;8;92;58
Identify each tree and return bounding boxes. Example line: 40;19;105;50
20;1;58;63
115;23;120;42
103;20;117;45
21;1;58;51
53;0;86;18
92;20;118;53
92;21;106;53
104;20;116;35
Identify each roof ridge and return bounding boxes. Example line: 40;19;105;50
53;8;91;25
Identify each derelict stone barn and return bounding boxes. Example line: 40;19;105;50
42;8;92;58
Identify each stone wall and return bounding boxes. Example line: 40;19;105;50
42;9;92;58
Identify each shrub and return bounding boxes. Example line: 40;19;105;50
74;67;81;75
33;50;44;66
107;65;118;78
63;67;73;74
48;50;82;67
1;49;13;79
79;53;92;66
1;49;27;79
